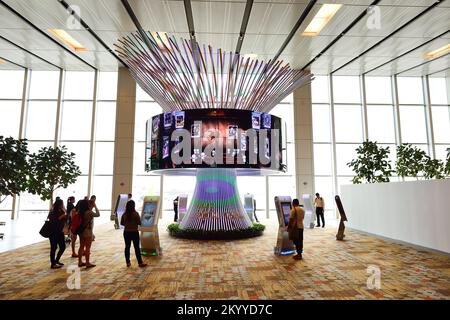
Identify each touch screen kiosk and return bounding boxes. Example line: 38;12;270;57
335;195;348;241
274;196;296;255
243;193;255;222
112;194;129;230
177;194;188;223
140;196;162;256
302;194;316;229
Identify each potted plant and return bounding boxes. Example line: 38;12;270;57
27;145;81;203
445;147;450;177
422;157;446;180
0;136;30;204
395;143;428;180
347;140;394;184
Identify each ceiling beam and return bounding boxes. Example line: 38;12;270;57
58;0;127;68
235;0;254;55
0;0;95;70
331;0;445;75
364;29;450;75
396;52;449;76
427;66;450;77
301;0;381;72
272;0;317;63
0;35;60;69
183;0;200;69
0;55;25;69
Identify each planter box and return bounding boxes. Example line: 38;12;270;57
341;179;450;254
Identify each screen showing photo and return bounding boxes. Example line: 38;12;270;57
151;116;160;139
141;201;157;227
164;112;172;128
281;203;291;225
191;123;201;137
262;113;271;129
228;125;238;138
162;136;170;159
251;112;261;129
174;111;185;129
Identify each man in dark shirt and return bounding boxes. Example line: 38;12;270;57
173;196;179;222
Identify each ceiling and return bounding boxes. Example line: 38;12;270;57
0;0;449;77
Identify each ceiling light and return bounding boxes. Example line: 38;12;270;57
48;29;87;52
424;44;450;59
243;53;258;61
302;4;342;36
150;32;171;50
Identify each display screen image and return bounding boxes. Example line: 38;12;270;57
262;113;271;129
252;112;261;129
141;201;157;227
114;194;129;230
281;203;291;226
164;112;172;128
152;116;160;139
162;136;170;159
174;111;185;129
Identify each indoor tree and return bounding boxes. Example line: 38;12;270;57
27;145;81;203
395;143;428;180
0;136;30;204
422;157;446;180
347;140;394;184
445;147;450;177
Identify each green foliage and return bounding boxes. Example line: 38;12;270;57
396;143;428;179
422;157;446;180
167;222;265;240
0;136;30;203
347;140;394;184
27;145;81;201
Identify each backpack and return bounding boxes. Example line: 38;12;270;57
70;210;83;235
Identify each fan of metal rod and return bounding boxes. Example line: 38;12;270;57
115;32;313;112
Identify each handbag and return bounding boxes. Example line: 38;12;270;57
287;209;300;241
39;220;54;238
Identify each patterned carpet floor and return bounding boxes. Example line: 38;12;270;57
0;217;449;300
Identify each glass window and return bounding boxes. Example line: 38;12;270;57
91;176;113;210
313;177;334;208
334;105;363;143
428;78;449;105
25;101;57;140
60;101;93;141
59;142;90;174
270;101;294;142
237;176;266;212
0;101;21;138
54;176;89;204
97;72;118;101
27;141;54;154
313;144;333;175
28;71;60;100
337;176;353;194
0;196;12;211
399;105;427;143
431;106;450;143
93;142;114;175
162;176;195;212
133;142;147;176
132;176;161;211
335;144;359;176
365;77;392;104
397;77;424;105
0;70;24;99
312;104;331;143
18;192;49;211
311;76;329;104
435;144;450;162
268;176;296;210
64;71;95;100
367;105;396;143
95;102;116;141
135;102;162;141
332;76;361;104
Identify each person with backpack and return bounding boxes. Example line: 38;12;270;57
77;199;100;268
48;199;67;269
120;200;147;268
287;198;305;261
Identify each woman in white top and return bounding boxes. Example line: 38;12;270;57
288;198;305;260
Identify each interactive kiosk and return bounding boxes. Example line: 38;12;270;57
112;194;129;230
243;193;255;222
274;196;296;255
335;195;348;241
177;194;188;223
140;196;162;256
302;194;316;229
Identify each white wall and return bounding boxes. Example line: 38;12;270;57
341;179;450;253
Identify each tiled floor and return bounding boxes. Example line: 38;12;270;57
0;215;449;300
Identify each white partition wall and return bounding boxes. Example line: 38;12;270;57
341;180;450;253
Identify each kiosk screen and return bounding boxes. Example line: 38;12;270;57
281;203;291;226
141;202;157;227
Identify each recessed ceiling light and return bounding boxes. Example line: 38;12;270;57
243;53;258;61
424;44;450;59
48;29;87;52
302;4;342;36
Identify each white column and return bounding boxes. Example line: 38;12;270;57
293;82;315;199
423;76;436;159
111;67;136;211
87;71;99;196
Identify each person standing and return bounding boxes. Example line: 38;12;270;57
173;196;179;222
78;199;100;269
65;196;75;243
288;199;305;260
120;200;147;268
127;193;133;202
89;195;99;241
48;199;67;269
314;193;325;228
253;198;259;223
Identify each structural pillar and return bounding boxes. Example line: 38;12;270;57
293;82;315;200
111;67;136;211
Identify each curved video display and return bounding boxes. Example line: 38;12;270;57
145;109;286;172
